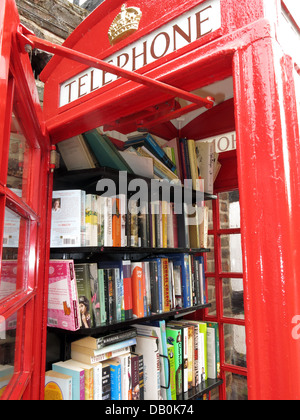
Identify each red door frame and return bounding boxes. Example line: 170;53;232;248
0;0;52;400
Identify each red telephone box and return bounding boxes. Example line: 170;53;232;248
0;0;300;400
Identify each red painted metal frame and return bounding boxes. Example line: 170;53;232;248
0;0;51;400
204;182;246;401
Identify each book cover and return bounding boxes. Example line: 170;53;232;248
167;344;176;400
52;360;85;400
166;326;183;398
48;260;80;331
57;135;97;171
51;190;85;247
126;133;176;173
131;262;144;318
205;321;221;379
83;129;134;173
74;263;94;329
133;320;171;400
134;335;161;400
109;360;122;400
44;371;72;401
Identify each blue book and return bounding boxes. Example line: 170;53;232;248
52;360;85;401
109;360;122;400
126;133;177;173
167;254;192;308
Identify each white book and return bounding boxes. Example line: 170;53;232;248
51;190;85;248
103;196;113;247
206;327;216;379
57;135;96;171
135;335;161;400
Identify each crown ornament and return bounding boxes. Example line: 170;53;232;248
108;4;142;46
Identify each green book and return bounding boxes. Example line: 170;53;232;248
166;326;183;398
167;344;177;400
98;268;106;325
199;322;208;381
83;129;134;173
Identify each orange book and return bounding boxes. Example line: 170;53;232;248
131;262;144;318
112;197;121;247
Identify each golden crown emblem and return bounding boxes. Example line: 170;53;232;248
108;4;142;46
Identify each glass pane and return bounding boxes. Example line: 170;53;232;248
221;234;243;272
1;205;29;300
225;372;248;400
224;324;247;368
207;277;216;316
219;190;240;229
0;312;18;398
8;113;29;193
206;235;215;272
223;278;244;320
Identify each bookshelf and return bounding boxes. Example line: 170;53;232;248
48;153;222;400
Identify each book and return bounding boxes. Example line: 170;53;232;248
44;371;72;400
74;263;95;329
71;337;137;357
112;197;121;247
51;190;86;247
166;326;183;398
167;322;189;394
135;335;161;400
132;352;144;400
101;363;111;400
52;360;85;400
71;344;132;365
205;321;221;379
126;133;176;173
161;257;170;312
113;352;131;400
85;194;98;247
198;322;208;381
97;268;107;324
122;260;134;320
167;344;176;400
133;320;171;400
57;134;97;171
47;260;80;331
89;263;101;327
109;360;122;400
83;129;134;173
131;262;144;318
103;196;113;247
130;353;140;400
167;254;192;308
73;327;137;350
194;140;215;194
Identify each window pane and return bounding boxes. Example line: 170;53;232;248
224;324;247;368
1;205;29;301
222;278;244;320
225;372;248;400
8;114;29;194
221;234;243;272
207;277;216;316
219;190;240;229
206;235;215;272
0;312;18;398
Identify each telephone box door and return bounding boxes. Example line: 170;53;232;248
0;0;51;400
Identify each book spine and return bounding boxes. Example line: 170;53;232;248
131;354;140;400
131;262;144;318
110;363;121;400
98;268;107;324
162;258;170;312
149;261;159;314
102;364;111;400
122;261;133;320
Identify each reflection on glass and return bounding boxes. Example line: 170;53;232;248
224;324;247;368
207;277;216;316
223;278;244;320
1;205;28;301
225;372;248;400
219;190;240;229
8;114;28;191
221;234;243;272
0;313;17;399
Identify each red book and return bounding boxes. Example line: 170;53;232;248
122;261;133;320
131;262;144;318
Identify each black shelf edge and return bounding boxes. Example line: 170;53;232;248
179;379;223;400
48;303;211;336
53;167;217;201
50;246;211;257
